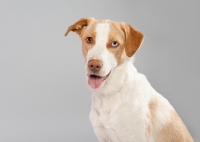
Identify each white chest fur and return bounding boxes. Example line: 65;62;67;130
89;93;147;142
89;65;155;142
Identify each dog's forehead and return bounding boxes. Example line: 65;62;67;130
83;20;123;37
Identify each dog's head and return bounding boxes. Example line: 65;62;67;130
65;18;144;89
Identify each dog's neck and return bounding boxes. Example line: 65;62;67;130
90;59;137;97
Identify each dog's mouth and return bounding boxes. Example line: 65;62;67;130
87;71;111;89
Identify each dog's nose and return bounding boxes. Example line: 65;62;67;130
88;59;102;73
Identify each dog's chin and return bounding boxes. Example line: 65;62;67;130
87;71;111;89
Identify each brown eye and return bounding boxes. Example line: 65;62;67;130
111;41;118;47
86;37;93;43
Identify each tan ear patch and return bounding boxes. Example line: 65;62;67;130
64;18;93;37
121;23;144;57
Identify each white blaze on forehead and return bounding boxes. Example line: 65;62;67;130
86;22;117;77
87;23;110;60
96;23;110;44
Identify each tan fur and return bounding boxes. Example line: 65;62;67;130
65;18;144;60
65;18;93;36
65;18;98;60
120;23;144;57
156;110;193;142
65;18;193;142
146;96;159;140
146;96;193;142
105;21;144;65
106;22;126;66
81;22;98;59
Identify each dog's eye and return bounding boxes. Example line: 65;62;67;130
111;41;118;47
86;37;93;43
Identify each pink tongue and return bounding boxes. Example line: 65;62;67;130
88;76;104;89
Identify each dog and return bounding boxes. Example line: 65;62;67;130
65;18;193;142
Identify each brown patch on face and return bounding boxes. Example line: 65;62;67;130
106;22;126;66
81;21;99;60
65;18;99;60
156;111;193;142
105;21;144;66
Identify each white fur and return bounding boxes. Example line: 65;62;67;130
86;23;117;86
87;23;174;142
67;19;193;142
89;61;170;142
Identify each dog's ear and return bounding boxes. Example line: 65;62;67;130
121;23;144;57
65;18;93;37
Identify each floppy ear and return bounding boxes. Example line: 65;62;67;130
121;23;144;57
65;18;93;37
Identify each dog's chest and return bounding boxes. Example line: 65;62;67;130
90;94;118;128
89;93;147;142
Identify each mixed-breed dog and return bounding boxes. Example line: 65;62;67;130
65;18;193;142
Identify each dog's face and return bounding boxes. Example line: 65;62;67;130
65;18;144;89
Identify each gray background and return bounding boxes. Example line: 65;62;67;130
0;0;199;141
